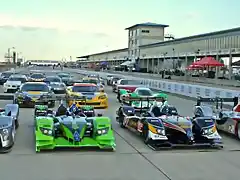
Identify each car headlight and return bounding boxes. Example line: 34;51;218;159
2;129;8;134
40;127;53;136
98;95;106;99
157;129;165;136
203;126;216;135
96;127;109;135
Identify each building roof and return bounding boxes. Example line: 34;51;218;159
140;26;240;48
125;22;169;30
76;48;128;59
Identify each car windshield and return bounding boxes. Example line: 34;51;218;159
1;73;13;77
31;74;44;79
82;79;98;85
72;85;98;92
8;77;26;83
137;89;152;96
45;77;61;82
21;84;49;92
120;80;141;85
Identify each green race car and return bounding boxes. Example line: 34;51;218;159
35;105;116;152
119;87;168;110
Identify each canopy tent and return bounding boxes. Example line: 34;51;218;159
192;56;224;67
120;61;134;66
186;64;203;70
100;61;108;65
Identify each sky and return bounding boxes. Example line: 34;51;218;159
0;0;240;60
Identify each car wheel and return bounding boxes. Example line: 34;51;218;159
11;123;16;143
143;125;150;144
15;119;19;129
237;123;240;139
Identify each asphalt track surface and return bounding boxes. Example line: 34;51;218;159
1;67;240;180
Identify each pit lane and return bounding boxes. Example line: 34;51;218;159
0;67;239;180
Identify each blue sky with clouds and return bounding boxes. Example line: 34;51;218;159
0;0;239;60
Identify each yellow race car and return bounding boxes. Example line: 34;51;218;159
66;83;108;109
82;77;105;92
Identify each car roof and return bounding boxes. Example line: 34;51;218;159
135;87;151;90
73;83;96;87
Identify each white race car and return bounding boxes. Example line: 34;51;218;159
3;75;27;93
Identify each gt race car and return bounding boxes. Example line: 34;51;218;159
3;74;27;93
194;97;240;139
29;73;45;82
149;104;222;147
0;103;19;152
82;77;104;92
14;82;56;108
57;73;73;86
35;105;115;152
44;76;66;94
119;87;168;103
66;83;108;109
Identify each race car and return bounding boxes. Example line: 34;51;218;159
13;82;56;108
29;73;45;82
116;105;168;145
82;77;104;92
57;73;73;86
0;71;15;85
194;97;240;139
149;102;222;147
118;87;167;103
35;105;115;152
0;104;19;152
44;76;66;94
66;83;108;109
114;79;143;94
3;74;27;93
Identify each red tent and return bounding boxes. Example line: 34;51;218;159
186;64;203;70
192;56;224;66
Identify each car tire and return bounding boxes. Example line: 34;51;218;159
15;119;19;129
237;123;240;139
143;125;150;144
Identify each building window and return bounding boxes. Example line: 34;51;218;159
141;30;150;33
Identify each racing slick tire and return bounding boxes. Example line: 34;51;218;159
142;124;151;144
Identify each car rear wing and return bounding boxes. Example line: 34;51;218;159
39;95;87;102
121;96;164;102
196;96;239;109
121;96;163;113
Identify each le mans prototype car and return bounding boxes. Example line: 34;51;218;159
13;82;56;108
34;105;115;152
0;104;19;152
66;83;108;109
116;96;222;149
194;97;240;139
